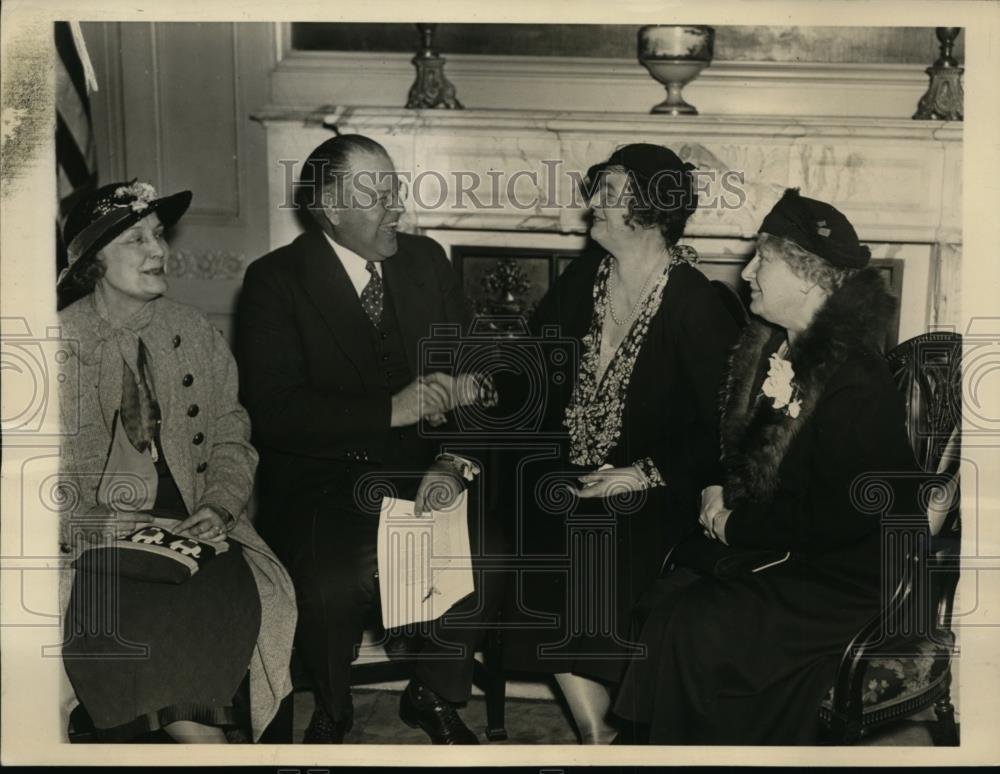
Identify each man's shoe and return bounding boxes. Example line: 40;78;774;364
399;680;479;744
302;705;353;743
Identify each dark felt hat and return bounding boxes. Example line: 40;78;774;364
759;188;871;269
582;143;698;215
59;180;192;287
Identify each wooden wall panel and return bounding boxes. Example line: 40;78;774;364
117;23;161;186
85;22;277;336
154;23;241;220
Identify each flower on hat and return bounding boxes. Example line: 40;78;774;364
761;352;802;418
113;181;158;213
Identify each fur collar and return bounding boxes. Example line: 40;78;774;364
720;267;896;505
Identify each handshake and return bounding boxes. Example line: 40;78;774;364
390;371;499;428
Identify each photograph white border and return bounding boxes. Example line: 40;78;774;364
3;0;999;766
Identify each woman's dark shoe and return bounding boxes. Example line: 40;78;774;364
302;705;353;743
399;680;479;744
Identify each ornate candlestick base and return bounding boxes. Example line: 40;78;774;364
406;23;463;110
914;27;964;121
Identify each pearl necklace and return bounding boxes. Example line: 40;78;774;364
606;256;669;327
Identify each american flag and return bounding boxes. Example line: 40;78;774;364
55;21;98;276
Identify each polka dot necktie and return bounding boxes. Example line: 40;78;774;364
359;261;384;326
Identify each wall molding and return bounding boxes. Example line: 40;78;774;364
167;248;247;280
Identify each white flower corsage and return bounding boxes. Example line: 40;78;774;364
114;181;157;213
760;352;802;418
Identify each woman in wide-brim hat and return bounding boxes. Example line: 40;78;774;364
57;180;296;743
612;189;922;744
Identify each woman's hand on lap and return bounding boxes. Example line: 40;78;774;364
574;465;648;499
699;498;731;545
175;506;229;540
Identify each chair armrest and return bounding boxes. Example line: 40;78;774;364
829;556;917;717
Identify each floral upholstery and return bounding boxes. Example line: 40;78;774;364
821;637;954;711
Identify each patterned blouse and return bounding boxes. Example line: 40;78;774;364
563;244;699;487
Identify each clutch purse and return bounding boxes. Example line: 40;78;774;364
666;535;790;579
73;525;228;584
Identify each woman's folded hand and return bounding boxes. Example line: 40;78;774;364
175;506;229;541
574;465;648;499
699;486;731;544
700;485;724;517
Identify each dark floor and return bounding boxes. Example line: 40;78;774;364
293;688;948;746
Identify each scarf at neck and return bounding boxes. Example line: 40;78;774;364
90;291;161;455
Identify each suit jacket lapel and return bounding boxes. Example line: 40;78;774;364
383;245;433;377
294;230;379;385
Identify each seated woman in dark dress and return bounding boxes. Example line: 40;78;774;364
56;181;297;743
613;189;922;744
500;144;740;743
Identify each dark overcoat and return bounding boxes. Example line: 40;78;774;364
501;252;740;681
614;267;922;744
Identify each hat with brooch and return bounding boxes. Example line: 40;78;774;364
58;180;192;287
759;188;871;268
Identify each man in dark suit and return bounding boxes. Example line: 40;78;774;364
235;134;503;744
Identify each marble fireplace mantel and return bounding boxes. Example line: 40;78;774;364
253;107;963;333
254;106;962;247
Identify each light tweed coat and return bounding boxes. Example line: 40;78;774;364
57;292;296;741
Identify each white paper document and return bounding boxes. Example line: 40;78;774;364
377;493;475;629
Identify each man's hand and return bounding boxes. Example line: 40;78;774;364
574;465;648;499
413;459;466;516
392;372;497;428
425;413;448;427
390;376;451;427
422;372;498;411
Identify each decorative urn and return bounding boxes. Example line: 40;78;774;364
638;25;715;116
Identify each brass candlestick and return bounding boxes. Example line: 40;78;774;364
913;27;963;121
406;24;463;110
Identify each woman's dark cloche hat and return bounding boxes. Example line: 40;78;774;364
759;188;871;269
58;180;192;287
582;143;697;212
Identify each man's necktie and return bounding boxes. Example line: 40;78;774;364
360;261;384;326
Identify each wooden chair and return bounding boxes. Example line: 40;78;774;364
818;332;962;744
